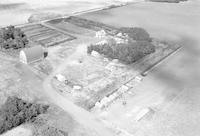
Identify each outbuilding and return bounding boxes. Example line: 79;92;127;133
19;46;46;64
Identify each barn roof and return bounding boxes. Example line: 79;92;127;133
21;46;44;64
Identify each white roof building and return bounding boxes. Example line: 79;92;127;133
95;30;107;38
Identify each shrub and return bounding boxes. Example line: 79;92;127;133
0;26;28;50
0;97;49;134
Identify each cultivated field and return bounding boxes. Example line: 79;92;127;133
47;19;95;36
64;16;118;34
18;24;76;47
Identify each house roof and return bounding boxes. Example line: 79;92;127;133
21;45;44;63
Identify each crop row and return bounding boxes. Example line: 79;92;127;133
20;24;44;31
64;16;118;34
20;24;76;47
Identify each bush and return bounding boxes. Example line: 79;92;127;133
88;40;155;64
0;97;49;134
119;27;152;42
0;26;28;50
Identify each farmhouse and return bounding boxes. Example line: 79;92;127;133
19;46;46;64
95;30;107;38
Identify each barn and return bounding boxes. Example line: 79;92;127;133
19;46;46;64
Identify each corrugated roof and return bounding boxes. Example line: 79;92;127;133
21;46;44;63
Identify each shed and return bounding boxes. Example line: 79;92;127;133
19;46;45;64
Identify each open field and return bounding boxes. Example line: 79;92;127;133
2;126;32;136
0;0;139;27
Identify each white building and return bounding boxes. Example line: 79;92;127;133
95;30;107;38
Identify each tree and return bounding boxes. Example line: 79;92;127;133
119;27;152;42
87;38;155;64
0;97;49;134
0;26;28;50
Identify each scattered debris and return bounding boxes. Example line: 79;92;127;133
135;107;153;121
91;51;101;58
54;74;66;82
135;75;143;82
103;58;109;62
96;40;108;45
73;85;82;90
118;85;129;94
112;59;119;63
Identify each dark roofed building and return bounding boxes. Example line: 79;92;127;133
19;46;46;64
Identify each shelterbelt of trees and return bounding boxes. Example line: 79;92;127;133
88;27;155;64
149;0;187;3
0;26;28;50
0;97;49;134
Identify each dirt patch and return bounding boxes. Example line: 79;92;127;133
1;126;32;136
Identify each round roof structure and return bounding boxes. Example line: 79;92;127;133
19;46;45;64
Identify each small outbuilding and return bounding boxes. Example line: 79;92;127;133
19;46;46;64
